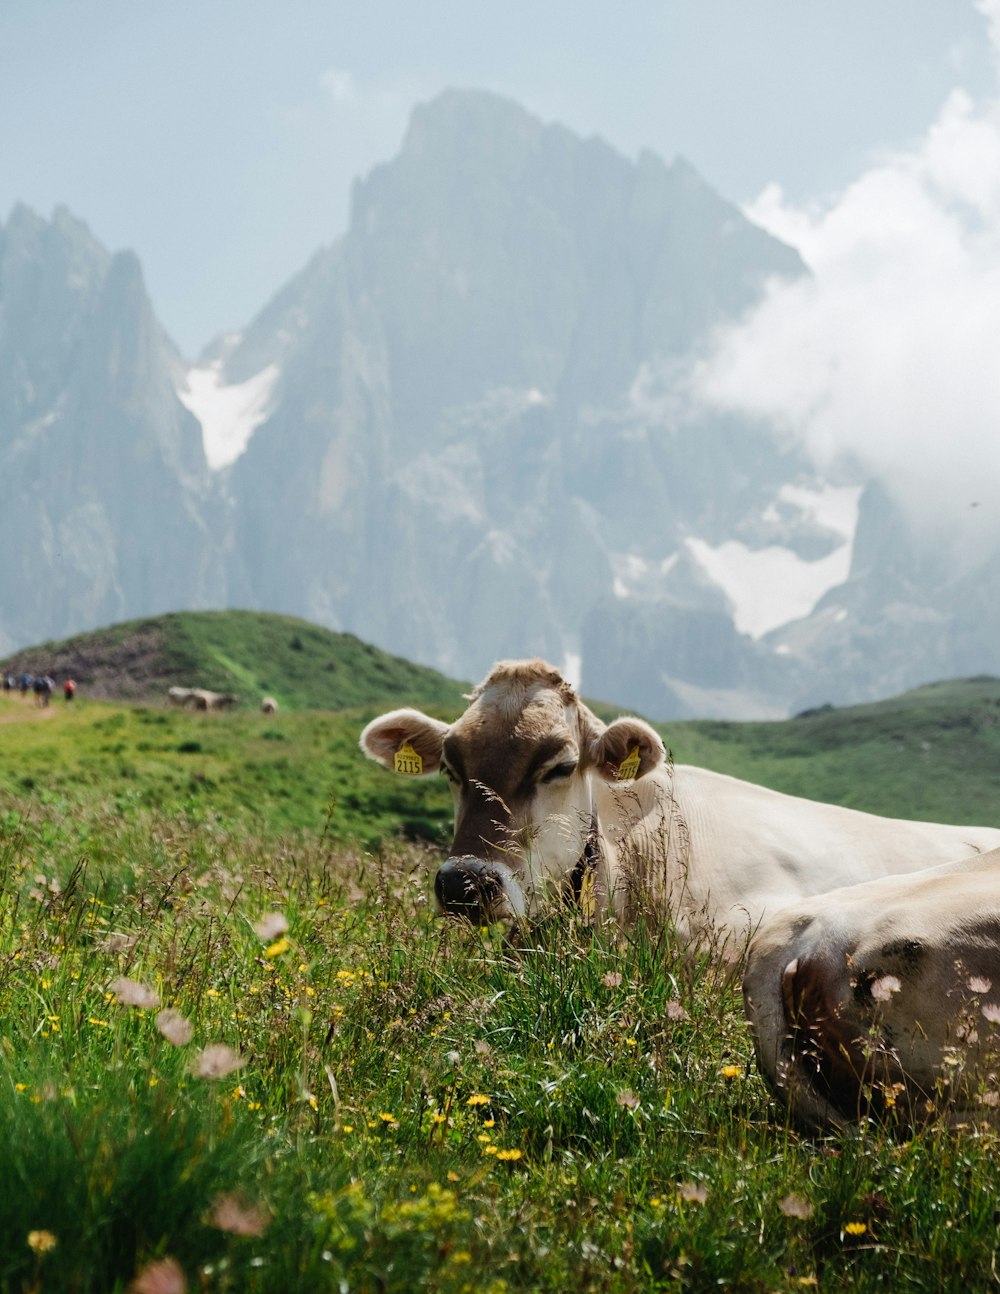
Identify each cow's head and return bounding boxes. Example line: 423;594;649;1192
360;658;665;923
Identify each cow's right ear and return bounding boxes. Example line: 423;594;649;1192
359;709;449;776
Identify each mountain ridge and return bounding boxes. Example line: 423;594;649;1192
3;88;998;719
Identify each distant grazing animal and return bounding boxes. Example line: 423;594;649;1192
167;686;237;711
360;659;1000;944
193;689;238;711
744;849;1000;1127
261;696;279;715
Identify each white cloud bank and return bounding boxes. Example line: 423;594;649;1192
692;0;1000;547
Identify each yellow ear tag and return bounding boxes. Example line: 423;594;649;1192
393;742;423;776
616;746;641;781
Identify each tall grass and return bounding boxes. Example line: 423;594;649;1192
1;801;999;1291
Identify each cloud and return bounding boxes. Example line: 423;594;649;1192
692;5;1000;548
320;68;357;104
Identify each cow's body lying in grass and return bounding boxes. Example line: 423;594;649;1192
360;659;1000;946
744;849;1000;1127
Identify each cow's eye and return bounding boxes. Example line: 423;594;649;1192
540;762;576;784
440;762;460;786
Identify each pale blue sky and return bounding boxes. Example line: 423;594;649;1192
2;1;996;356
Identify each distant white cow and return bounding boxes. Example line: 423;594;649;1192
193;689;238;711
167;686;237;711
261;696;279;715
744;850;1000;1127
360;659;1000;944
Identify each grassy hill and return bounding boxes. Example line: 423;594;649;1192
2;612;997;840
667;675;1000;826
0;609;465;712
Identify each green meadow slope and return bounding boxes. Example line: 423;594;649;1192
1;614;997;844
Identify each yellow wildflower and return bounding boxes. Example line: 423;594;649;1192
27;1230;57;1254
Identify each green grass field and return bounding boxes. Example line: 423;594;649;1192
1;623;999;1291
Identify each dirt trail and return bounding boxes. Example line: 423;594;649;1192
0;701;57;725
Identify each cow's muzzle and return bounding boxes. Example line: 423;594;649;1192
434;856;526;922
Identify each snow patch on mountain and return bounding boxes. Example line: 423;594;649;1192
178;362;280;470
685;536;853;639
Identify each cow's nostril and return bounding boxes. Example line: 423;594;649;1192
435;863;502;916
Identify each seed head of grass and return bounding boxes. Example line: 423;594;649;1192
156;1009;194;1047
193;1044;245;1080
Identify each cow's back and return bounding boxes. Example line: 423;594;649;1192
599;763;1000;940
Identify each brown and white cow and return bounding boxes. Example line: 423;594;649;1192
360;659;1000;944
744;849;1000;1127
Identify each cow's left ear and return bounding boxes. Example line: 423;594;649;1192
588;717;665;782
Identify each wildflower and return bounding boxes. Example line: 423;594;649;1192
193;1044;246;1080
982;1003;1000;1025
968;976;993;994
156;1009;194;1047
617;1089;640;1109
843;1221;867;1236
378;1111;397;1124
624;1037;638;1048
677;1182;708;1204
665;999;689;1021
27;1230;57;1254
253;911;289;941
870;975;901;1002
602;971;623;988
130;1256;188;1294
779;1193;814;1220
447;1171;460;1182
495;1148;523;1161
720;1064;742;1080
466;1093;490;1106
264;937;290;959
109;977;160;1010
341;1124;354;1132
208;1193;270;1237
482;1117;496;1128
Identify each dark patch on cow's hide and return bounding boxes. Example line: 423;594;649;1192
878;937;925;970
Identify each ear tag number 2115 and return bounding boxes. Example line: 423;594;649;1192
394;743;424;775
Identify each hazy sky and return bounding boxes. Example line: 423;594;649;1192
2;1;997;358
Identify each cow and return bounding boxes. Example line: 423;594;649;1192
167;687;237;711
192;689;238;711
261;696;279;715
743;849;1000;1127
359;659;1000;945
